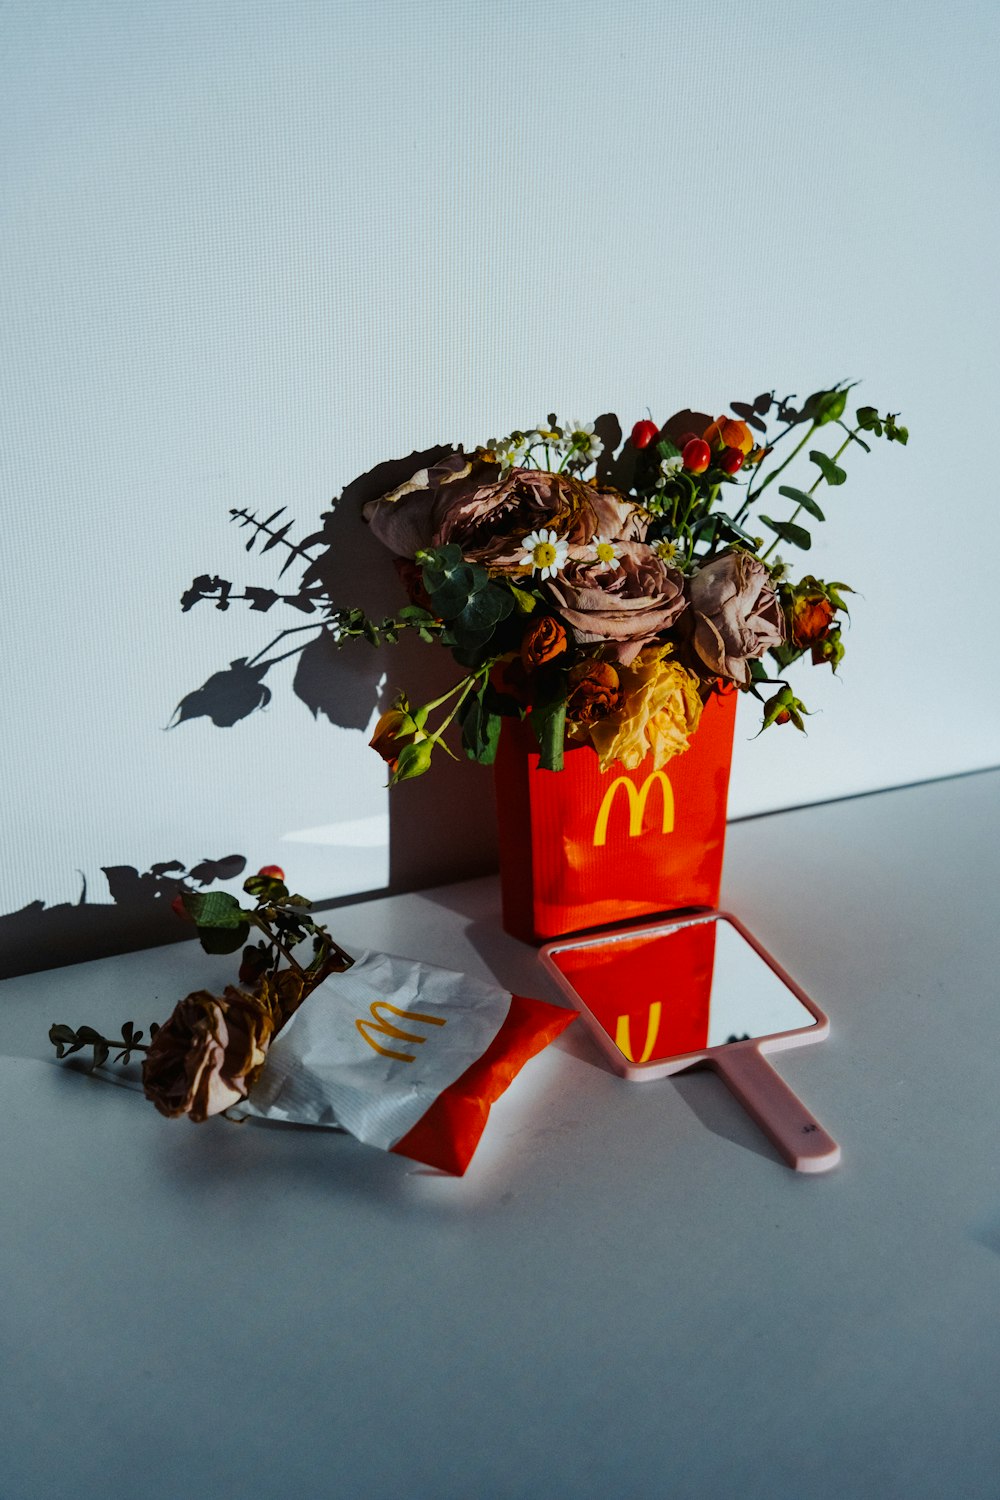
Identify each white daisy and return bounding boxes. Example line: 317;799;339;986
654;538;680;565
590;534;621;572
519;528;569;580
488;433;529;473
565;419;604;463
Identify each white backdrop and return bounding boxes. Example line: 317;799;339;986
2;0;998;954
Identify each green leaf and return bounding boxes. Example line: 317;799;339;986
759;515;812;550
197;921;251;955
181;890;248;929
420;548;490;620
812;389;848;426
508;582;537;614
855;405;881;432
709;512;759;547
398;604;434;623
809;450;846;486
777;485;826;521
655;436;681;460
242;874;289;903
460;690;502;765
531;697;566;771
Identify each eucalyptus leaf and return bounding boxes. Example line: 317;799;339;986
759;515;812;550
777;485;826;521
809;450;846;486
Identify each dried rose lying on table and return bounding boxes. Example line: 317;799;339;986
48;870;574;1173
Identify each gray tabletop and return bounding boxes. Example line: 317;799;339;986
2;770;998;1500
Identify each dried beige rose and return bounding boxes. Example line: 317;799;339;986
547;542;687;665
687;552;784;686
142;986;278;1122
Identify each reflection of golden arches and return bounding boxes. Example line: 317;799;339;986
593;772;674;847
615;1003;663;1063
356;1001;446;1063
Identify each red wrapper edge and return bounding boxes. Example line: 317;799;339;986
390;995;576;1175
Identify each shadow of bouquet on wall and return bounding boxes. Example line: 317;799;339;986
0;855;246;981
171;447;499;894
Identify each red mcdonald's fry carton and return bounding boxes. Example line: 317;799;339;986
493;688;738;944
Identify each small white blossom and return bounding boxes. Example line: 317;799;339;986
654;538;680;565
564;418;604;464
487;431;531;473
660;453;683;479
519;528;569;580
590;535;621;572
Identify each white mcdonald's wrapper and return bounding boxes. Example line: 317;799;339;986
237;951;576;1174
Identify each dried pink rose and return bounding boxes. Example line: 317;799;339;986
141;986;277;1122
546;541;687;665
687;552;785;685
364;461;647;567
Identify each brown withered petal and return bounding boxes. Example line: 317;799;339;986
688;552;785;686
142;987;277;1123
565;659;621;726
546;542;687;666
520;615;568;671
364;459;647;565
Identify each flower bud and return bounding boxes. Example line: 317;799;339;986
391;737;435;783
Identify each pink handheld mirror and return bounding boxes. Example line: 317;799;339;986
540;911;840;1173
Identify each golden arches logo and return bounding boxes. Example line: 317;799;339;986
592;771;674;848
615;1003;663;1063
356;1001;446;1063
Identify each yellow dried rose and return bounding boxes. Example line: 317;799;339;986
587;647;703;772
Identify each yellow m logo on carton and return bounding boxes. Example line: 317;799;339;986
615;1003;663;1063
593;771;674;848
356;1001;446;1063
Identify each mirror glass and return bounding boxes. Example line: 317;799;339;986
547;915;817;1065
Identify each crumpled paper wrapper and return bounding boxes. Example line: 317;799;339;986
238;950;575;1174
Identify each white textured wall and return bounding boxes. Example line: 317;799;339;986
2;0;998;948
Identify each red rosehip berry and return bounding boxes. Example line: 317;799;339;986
257;864;285;880
718;445;744;475
775;710;791;725
681;437;711;474
171;893;192;921
630;419;659;450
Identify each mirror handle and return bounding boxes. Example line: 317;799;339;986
711;1045;840;1173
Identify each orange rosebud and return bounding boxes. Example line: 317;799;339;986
565;660;621;726
703;416;754;455
368;708;412;771
791;594;836;649
520;615;568;671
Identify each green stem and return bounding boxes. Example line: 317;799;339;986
760;428;855;562
250;916;308;979
740;420;815;519
434;672;479;736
